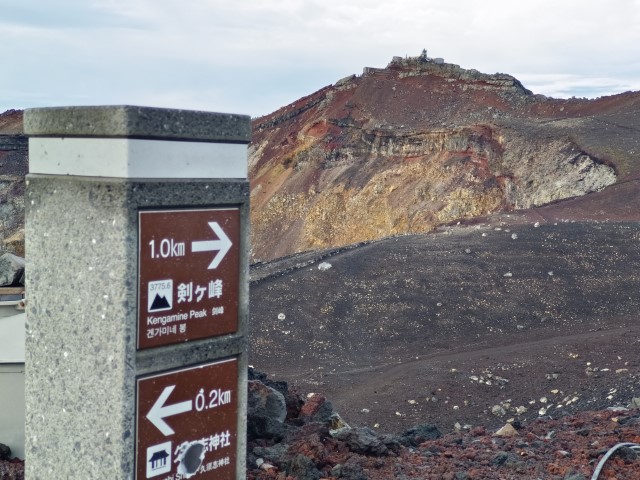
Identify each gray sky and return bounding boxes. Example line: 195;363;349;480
3;0;640;118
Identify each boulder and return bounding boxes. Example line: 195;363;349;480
300;393;335;423
284;454;322;480
331;427;390;456
398;423;442;447
247;380;287;441
0;444;10;461
248;367;304;420
0;253;24;286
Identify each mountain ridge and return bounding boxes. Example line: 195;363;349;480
249;55;640;262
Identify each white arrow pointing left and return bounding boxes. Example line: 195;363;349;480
147;385;193;436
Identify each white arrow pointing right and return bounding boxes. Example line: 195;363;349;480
191;221;232;269
147;385;193;436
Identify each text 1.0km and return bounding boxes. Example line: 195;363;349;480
149;238;186;259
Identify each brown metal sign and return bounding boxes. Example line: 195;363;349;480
136;358;238;480
138;208;240;349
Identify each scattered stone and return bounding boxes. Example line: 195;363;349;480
491;451;509;467
284;454;322;480
494;423;519;437
398;424;442;447
252;444;287;465
491;405;506;417
328;412;350;432
503;272;513;277
259;461;276;471
318;262;332;271
617;445;638;462
563;472;587;480
331;427;390;456
331;461;368;480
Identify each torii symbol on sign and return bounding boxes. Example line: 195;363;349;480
191;222;232;269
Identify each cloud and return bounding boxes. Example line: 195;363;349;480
517;73;640;99
1;0;640;115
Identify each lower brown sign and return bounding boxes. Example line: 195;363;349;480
136;358;238;480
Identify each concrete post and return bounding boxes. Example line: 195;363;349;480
24;106;250;479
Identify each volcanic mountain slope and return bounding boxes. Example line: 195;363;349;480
0;110;26;256
249;55;640;262
249;212;640;438
0;110;23;135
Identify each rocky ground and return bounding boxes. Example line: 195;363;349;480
0;444;22;480
247;369;640;479
2;371;638;480
250;218;640;435
248;191;640;478
1;214;638;479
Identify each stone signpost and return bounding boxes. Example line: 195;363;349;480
24;106;250;479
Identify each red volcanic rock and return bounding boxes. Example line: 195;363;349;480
0;456;24;480
247;373;640;479
299;393;325;416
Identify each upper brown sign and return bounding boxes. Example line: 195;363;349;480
138;208;240;349
136;358;238;480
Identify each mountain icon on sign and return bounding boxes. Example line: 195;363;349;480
150;294;171;311
148;279;173;312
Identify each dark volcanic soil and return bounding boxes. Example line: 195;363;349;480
249;218;640;437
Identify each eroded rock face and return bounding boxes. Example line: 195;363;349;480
0;110;26;257
249;57;636;262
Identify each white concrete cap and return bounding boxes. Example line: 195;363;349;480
24;105;251;179
29;137;248;178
